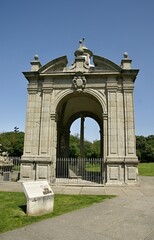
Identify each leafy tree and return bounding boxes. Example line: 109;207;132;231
92;140;100;158
84;140;93;158
0;129;24;157
69;134;80;158
69;135;100;158
84;140;100;158
69;134;154;162
136;135;154;162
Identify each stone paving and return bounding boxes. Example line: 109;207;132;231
0;176;154;240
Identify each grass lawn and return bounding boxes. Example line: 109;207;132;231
138;162;154;176
85;162;101;172
0;192;114;233
85;162;154;176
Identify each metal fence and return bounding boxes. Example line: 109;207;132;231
0;157;104;185
0;157;21;182
56;158;104;185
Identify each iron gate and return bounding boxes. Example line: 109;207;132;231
56;158;104;185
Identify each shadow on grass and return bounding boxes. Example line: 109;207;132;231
19;205;27;213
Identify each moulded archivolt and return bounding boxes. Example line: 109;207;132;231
84;88;107;114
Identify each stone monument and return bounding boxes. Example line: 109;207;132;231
20;40;139;185
0;144;13;181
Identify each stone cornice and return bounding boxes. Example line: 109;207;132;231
23;69;139;83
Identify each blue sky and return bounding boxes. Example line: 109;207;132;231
0;0;154;141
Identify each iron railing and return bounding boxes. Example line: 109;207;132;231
56;158;104;185
0;157;104;185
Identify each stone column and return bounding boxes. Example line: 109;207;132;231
78;114;85;175
80;114;85;158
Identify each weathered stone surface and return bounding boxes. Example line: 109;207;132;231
22;181;54;216
20;41;139;186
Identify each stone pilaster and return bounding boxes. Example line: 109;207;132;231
106;80;118;156
123;88;136;156
102;113;108;183
117;91;125;156
39;89;52;155
23;90;42;155
49;113;58;181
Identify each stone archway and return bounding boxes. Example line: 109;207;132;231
55;92;104;157
20;40;139;186
55;91;105;183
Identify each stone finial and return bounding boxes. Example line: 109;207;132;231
30;54;42;71
121;52;132;69
123;52;128;59
74;39;93;71
34;54;39;61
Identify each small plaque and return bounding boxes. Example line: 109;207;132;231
22;181;54;216
23;181;53;199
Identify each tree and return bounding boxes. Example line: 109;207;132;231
136;135;154;162
0;129;24;157
69;135;101;158
69;134;80;158
92;140;100;158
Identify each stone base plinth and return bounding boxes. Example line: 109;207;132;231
20;156;55;182
105;157;139;186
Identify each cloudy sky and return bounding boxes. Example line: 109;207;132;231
0;0;154;141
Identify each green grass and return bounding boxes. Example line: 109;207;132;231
85;162;101;172
0;192;114;233
138;162;154;176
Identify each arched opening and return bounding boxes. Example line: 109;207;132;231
55;91;105;184
66;116;103;183
56;92;103;156
69;117;101;158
